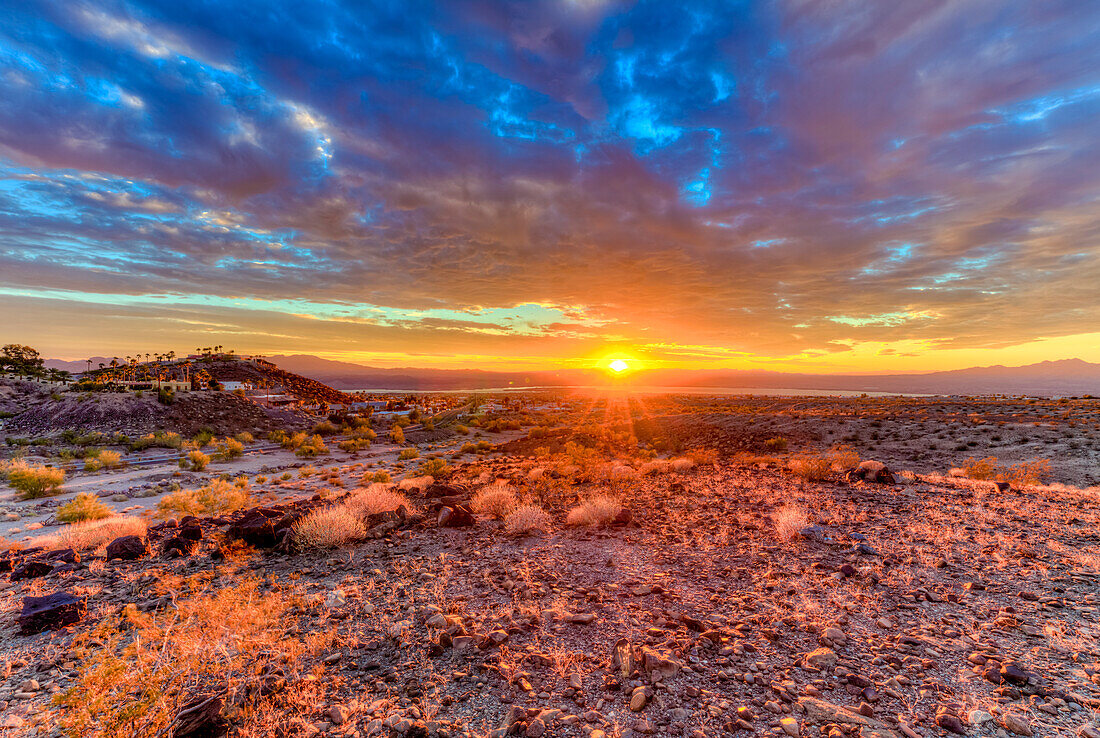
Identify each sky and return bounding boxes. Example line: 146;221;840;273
1;1;1099;373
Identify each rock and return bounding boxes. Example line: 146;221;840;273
780;717;800;737
999;713;1033;736
226;508;282;547
968;709;993;726
803;648;838;671
0;715;25;729
639;646;680;681
629;686;652;711
567;612;596;625
11;560;52;581
798;698;892;732
526;717;546;737
18;591;87;634
106;535;149;561
172;694;228;737
179;524;204;541
437;505;475;528
328;705;347;725
1077;724;1100;738
613;639;634;680
1001;661;1033;686
935;709;968;735
163;536;199;556
846;461;895;484
424;482;467;499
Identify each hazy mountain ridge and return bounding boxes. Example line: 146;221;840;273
42;354;1100;395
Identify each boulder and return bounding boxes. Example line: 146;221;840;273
846;461;895;484
424;482;467;499
11;560;53;581
163;536;200;556
438;505;475;528
225;508;282;547
106;535;149;561
18;591;87;634
803;648;838;671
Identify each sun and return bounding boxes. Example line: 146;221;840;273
608;358;630;373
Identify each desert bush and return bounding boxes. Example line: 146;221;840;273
180;450;210;471
566;496;622;527
364;470;391;483
788;455;831;481
670;457;695;473
419;458;449;477
57;493;113;523
214;437;244;461
639;459;670;475
398;448;420;460
295;434;328;458
337;439;368;453
686;447;719;466
471;482;518;520
7;462;65;499
505;504;551;535
57;578;306;737
281;431;307;450
455;424;469;435
311;421;339;436
773;503;807;541
825;444;860;471
346;485;411;517
266;429;287;444
390;424;405;444
158;479;251;517
192;428;215;447
129;431;183;452
292;505;365;548
98;450;124;469
397;475;433;492
36;516;148;552
234;432;254;444
764;437;788;452
83;457;102;472
960;456;1051;486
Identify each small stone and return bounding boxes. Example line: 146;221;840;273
803;648;838;671
1000;713;1033;736
780;717;800;737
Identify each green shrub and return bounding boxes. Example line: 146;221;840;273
398;448;419;460
7;463;65;499
214;437;244;461
157;479;251;517
419;458;450;477
764;437;788;452
390;425;405;444
57;493;113;523
294;434;327;458
311;421;339;436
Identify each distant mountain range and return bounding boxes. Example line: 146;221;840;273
44;355;1100;396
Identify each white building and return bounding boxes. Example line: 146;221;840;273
221;381;253;391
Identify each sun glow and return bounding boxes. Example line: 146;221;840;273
609;359;629;373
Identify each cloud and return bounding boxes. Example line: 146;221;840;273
0;0;1099;365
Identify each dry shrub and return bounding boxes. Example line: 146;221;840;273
599;463;637;481
505;504;551;535
670;457;695;473
961;456;1052;486
639;460;670;475
98;450;124;469
32;516;148;552
773;503;807;541
158;479;251;517
686;447;719;466
180;449;209;471
788;455;831;481
527;466;545;481
471;482;518;520
57;493;113;523
566;496;621;527
398;475;433;492
58;578;317;737
292;505;365;548
825;444;860;471
345;484;411;517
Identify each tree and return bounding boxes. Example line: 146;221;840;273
1;344;44;376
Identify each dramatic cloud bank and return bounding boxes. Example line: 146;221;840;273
2;1;1099;368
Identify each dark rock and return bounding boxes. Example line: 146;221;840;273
18;591;87;634
44;548;79;564
839;564;857;578
438;505;475;527
225;508;282;547
1001;662;1033;686
424;482;467;499
846;460;895;484
11;560;53;581
106;535;149;561
163;536;200;556
935;710;968;735
172;694;228;738
179;525;203;542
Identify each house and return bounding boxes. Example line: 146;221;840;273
221;381;252;391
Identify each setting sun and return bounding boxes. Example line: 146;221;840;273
608;358;630;373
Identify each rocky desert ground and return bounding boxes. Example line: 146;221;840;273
0;389;1099;738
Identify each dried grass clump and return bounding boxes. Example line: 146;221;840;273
670;457;695;473
56;493;113;523
292;505;365;549
157;479;251;517
346;484;411;517
788;455;832;481
566;496;622;527
825;445;860;471
639;459;670;475
505;504;551;536
960;456;1052;486
685;447;718;466
98;450;124;469
33;516;149;552
471;482;518;520
398;475;433;492
773;503;807;541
